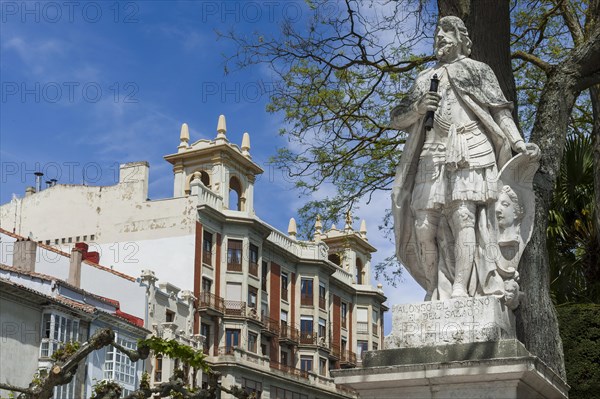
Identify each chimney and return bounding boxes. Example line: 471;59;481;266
45;180;52;189
50;179;58;187
14;238;37;272
25;186;36;197
69;247;83;287
34;172;44;193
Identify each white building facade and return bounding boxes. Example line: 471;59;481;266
0;115;387;398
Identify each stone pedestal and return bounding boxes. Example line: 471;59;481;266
333;298;568;399
385;296;515;348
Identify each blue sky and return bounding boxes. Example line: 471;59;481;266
0;1;426;333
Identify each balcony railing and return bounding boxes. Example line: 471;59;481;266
218;346;236;356
279;324;299;343
318;297;326;310
224;300;245;317
249;262;259;277
357;321;369;334
340;350;357;365
261;315;280;335
281;288;288;301
299;331;316;345
269;360;308;379
198;292;225;314
300;294;313;306
330;343;341;359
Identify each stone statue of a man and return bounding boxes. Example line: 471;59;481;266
391;16;538;301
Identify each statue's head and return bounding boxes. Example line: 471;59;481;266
496;185;524;229
435;16;472;61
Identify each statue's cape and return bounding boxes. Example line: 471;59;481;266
391;57;515;292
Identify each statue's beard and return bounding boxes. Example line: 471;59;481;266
436;42;460;61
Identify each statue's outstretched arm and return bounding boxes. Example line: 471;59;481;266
492;107;527;153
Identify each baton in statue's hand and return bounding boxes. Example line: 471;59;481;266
424;74;440;131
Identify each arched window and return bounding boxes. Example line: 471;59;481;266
229;176;243;211
200;171;210;187
356;259;364;284
328;253;341;266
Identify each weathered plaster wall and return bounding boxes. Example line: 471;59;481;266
0;295;41;395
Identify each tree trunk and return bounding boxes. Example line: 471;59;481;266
437;0;520;124
438;0;566;379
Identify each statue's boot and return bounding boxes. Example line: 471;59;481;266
449;201;476;298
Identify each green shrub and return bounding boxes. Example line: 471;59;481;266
557;304;600;399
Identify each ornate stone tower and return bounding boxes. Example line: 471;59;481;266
164;115;263;215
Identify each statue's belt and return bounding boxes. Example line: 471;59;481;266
433;118;480;170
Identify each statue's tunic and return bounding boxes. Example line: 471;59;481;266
391;57;523;296
411;66;498;212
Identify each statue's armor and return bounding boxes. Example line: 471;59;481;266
412;67;498;211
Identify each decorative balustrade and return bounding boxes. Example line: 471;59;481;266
332;265;354;285
224;300;245;316
299;331;317;345
218;346;236;356
197;183;224;211
198;292;225;314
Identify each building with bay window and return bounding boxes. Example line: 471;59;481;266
0;114;388;398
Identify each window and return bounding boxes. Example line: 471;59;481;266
318;318;326;339
243;378;262;399
300;278;313;306
165;310;175;323
40;312;80;358
248;332;258;353
373;342;378;351
227;239;243;271
225;329;240;353
200;323;210;354
272;386;308;399
280;349;289;365
300;315;313;335
104;335;137;387
300;355;313;372
357;307;369;333
319;357;327;376
341;338;347;352
154;355;163;382
261;261;268;291
203;231;213;266
372;309;379;336
328;253;341;266
318;282;326;309
225;282;243;315
356;259;364;284
357;340;369;360
280;310;288;329
54;380;77;399
341;302;348;328
202;277;212;293
249;244;259;276
229;175;243;211
248;286;258;309
281;272;288;301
